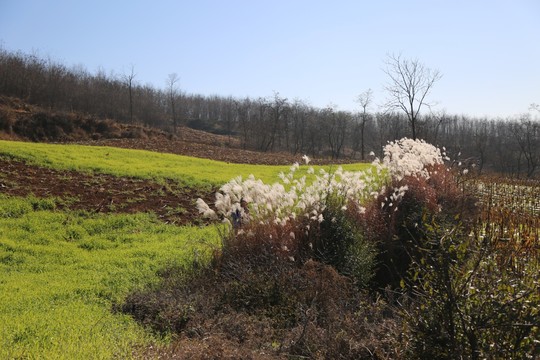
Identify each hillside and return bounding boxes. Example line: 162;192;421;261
0;95;356;166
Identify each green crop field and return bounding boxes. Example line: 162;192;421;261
0;140;371;188
0;195;222;359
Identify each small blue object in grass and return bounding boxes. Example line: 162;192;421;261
232;198;249;228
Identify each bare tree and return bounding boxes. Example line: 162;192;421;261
166;73;180;133
473;119;489;174
355;88;373;160
426;109;449;144
253;97;271;151
290;99;308;154
234;98;251;150
383;54;442;140
123;64;136;124
511;114;539;178
327;109;350;159
267;92;288;152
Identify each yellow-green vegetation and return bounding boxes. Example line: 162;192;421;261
0;195;221;359
0;140;370;187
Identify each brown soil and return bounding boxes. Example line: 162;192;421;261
0;157;216;225
67;136;358;166
69;137;306;165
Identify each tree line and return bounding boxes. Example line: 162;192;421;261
0;47;538;177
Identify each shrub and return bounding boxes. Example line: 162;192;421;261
0;107;15;133
399;220;539;360
120;250;404;359
127;137;498;357
362;160;476;289
362;176;434;289
312;195;376;287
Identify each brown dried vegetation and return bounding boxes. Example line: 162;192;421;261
120;236;403;359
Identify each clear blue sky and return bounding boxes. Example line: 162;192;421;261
1;0;539;118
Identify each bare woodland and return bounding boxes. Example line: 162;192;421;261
0;48;538;177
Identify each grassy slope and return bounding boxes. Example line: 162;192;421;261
0;140;371;187
0;196;221;359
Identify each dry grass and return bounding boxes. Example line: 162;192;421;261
119;222;403;359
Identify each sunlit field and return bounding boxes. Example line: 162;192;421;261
0;140;371;187
0;195;221;359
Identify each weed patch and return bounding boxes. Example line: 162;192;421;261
120;254;403;359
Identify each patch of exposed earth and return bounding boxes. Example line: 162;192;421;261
68;136;360;166
0;157;217;225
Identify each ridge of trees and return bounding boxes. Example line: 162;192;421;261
0;47;538;177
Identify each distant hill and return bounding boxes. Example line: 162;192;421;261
0;95;354;165
0;95;232;145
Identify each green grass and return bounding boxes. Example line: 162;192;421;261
0;140;371;187
0;195;221;359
